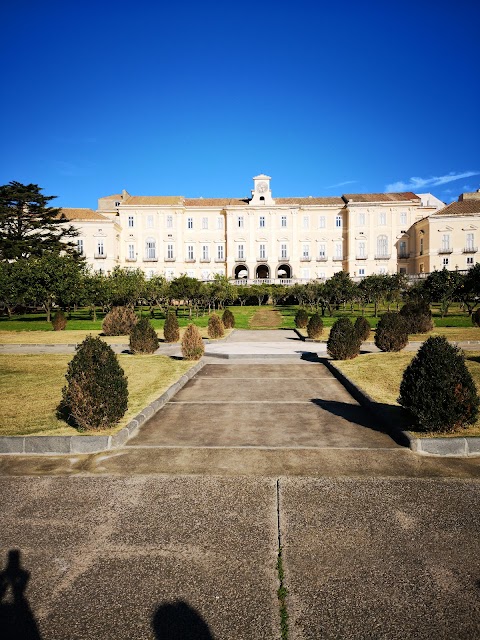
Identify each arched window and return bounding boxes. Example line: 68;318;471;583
377;235;388;257
145;238;156;259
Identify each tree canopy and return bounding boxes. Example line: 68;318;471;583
0;181;79;260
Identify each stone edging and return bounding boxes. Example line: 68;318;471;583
0;360;205;455
325;359;480;457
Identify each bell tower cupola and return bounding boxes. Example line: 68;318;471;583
250;174;275;205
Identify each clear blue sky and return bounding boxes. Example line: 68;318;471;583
1;0;479;208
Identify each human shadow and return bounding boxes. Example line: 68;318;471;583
152;600;213;639
0;549;42;640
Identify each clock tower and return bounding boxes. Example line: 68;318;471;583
250;174;275;205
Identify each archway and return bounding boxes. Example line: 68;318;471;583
255;264;270;279
276;264;292;278
234;264;248;279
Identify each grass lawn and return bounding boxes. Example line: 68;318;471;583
334;351;480;437
0;354;195;437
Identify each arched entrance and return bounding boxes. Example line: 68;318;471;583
255;264;270;279
276;264;292;278
234;264;248;279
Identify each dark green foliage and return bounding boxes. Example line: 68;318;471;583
102;306;138;336
163;310;180;342
181;324;204;360
208;313;225;339
129;317;159;354
374;312;408;352
399;301;434;334
294;308;309;329
222;308;235;329
327;318;361;360
51;310;67;331
306;313;323;339
399;336;479;433
472;308;480;327
354;316;371;341
59;336;128;431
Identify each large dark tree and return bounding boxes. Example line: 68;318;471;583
0;181;78;260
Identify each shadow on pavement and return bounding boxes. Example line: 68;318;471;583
152;600;213;639
0;550;42;640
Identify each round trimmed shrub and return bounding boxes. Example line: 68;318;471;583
354;316;371;342
102;306;138;336
129;317;159;354
399;336;479;433
472;309;480;327
399;301;433;334
181;324;204;360
306;313;323;339
52;310;67;331
222;308;235;329
208;313;225;339
59;336;128;431
374;312;408;352
294;308;309;329
327;318;361;360
163;311;180;343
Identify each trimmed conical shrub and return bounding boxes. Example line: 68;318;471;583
222;308;235;329
52;310;67;331
163;311;180;343
306;313;323;339
327;318;361;360
399;302;433;334
375;312;408;352
102;306;138;336
399;336;479;433
181;324;204;360
208;313;225;339
472;309;480;327
294;308;309;329
59;336;128;431
129;317;159;354
354;316;371;341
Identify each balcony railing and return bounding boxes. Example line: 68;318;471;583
463;247;478;253
235;257;246;262
438;248;453;254
374;254;391;260
279;256;289;261
397;252;410;259
300;256;311;262
185;258;196;263
164;257;175;262
144;257;158;262
355;255;368;260
200;257;211;263
332;256;344;261
125;257;137;262
316;256;327;262
94;253;107;259
257;256;268;261
214;257;225;262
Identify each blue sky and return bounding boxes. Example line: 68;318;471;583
1;0;479;208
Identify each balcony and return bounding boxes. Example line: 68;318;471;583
235;257;246;262
316;256;327;262
438;248;453;255
355;255;368;260
397;252;410;259
374;254;391;260
463;247;478;253
279;256;290;261
144;257;158;262
94;253;107;259
257;256;268;262
185;258;196;263
125;257;137;262
214;257;225;262
332;256;344;261
300;256;311;262
200;258;211;263
164;257;175;262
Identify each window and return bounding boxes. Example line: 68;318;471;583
335;242;343;259
237;216;244;228
318;243;326;259
187;245;194;260
443;257;449;266
96;240;104;256
420;263;425;273
202;217;208;230
378;266;387;274
335;215;342;228
358;212;365;226
201;270;210;281
357;241;366;258
202;245;209;260
259;216;265;228
187;270;195;278
146;239;156;259
359;268;365;276
238;244;244;260
167;243;174;259
166;215;173;229
467;256;474;265
187;217;193;229
319;216;326;229
466;233;474;250
400;211;407;225
441;234;450;251
302;244;310;259
217;244;224;260
399;240;407;257
302;268;310;279
166;268;175;281
379;212;386;226
303;216;309;229
259;244;266;259
281;215;287;228
128;215;134;228
217;216;223;230
77;239;84;255
420;237;424;255
377;235;388;257
128;244;135;260
281;243;288;259
147;215;153;228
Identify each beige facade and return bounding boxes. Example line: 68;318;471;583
61;176;480;281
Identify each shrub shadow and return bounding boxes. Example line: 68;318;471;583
152;600;213;639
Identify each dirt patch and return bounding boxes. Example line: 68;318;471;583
249;309;283;329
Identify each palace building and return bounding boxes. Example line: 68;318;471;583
61;174;480;281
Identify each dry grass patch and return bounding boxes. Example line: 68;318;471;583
249;309;283;329
0;354;194;437
334;351;480;437
0;330;128;345
409;327;480;342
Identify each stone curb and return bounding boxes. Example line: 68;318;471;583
325;360;480;457
0;360;205;455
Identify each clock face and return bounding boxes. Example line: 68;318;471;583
257;181;268;193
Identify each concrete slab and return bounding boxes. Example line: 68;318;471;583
197;362;330;379
280;477;480;640
0;476;279;640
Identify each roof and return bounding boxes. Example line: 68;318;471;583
58;208;111;222
433;199;480;216
342;192;420;203
124;196;183;205
184;198;249;207
275;197;344;206
98;194;123;200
